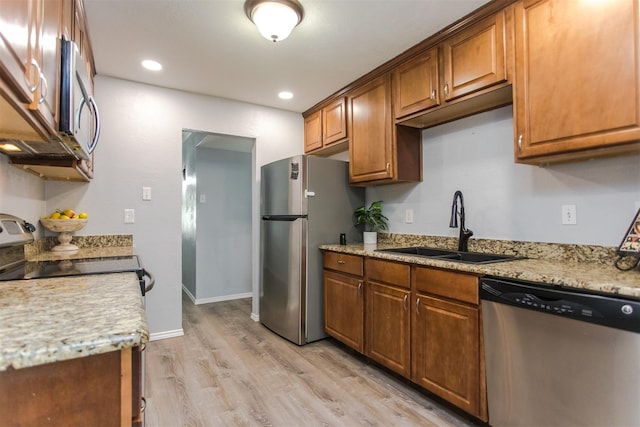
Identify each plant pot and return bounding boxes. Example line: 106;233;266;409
363;231;377;245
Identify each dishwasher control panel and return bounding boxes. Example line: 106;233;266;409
480;278;640;333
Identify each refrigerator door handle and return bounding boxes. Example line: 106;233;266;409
261;215;307;221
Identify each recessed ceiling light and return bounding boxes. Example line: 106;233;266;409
142;59;162;71
278;91;294;100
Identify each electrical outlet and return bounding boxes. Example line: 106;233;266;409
142;187;152;201
561;204;576;225
124;209;135;224
405;209;414;224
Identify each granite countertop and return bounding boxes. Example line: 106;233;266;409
27;246;134;262
0;272;148;371
320;242;640;300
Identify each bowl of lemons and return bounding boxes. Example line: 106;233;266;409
40;209;88;252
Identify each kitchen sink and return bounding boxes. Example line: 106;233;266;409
377;246;520;264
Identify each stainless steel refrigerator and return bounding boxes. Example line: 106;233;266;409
260;155;364;345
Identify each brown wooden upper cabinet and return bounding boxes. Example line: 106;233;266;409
441;9;508;102
394;8;512;127
304;97;348;154
349;74;421;185
393;47;440;119
513;0;640;164
0;0;60;142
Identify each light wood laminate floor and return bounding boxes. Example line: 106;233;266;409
144;293;480;427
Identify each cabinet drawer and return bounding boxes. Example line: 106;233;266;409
323;252;363;276
366;258;410;289
414;267;479;305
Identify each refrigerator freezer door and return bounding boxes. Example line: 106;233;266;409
261;155;307;216
260;216;307;345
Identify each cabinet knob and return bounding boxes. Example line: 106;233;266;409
517;134;523;152
337;259;345;265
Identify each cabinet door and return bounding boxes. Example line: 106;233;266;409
323;270;364;352
0;0;39;103
304;110;322;153
322;97;347;146
412;294;481;417
365;281;411;377
348;74;393;183
442;9;507;101
393;48;440;119
514;0;640;162
30;0;61;133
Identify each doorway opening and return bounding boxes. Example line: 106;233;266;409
181;130;255;304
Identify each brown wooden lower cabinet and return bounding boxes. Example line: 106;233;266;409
322;251;487;422
0;347;142;426
365;281;411;377
412;293;481;417
323;270;364;353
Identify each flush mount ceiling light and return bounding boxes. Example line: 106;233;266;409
141;59;162;71
244;0;304;43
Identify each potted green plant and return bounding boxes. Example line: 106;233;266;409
354;200;389;244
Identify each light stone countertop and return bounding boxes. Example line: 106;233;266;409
0;272;148;371
27;246;135;262
320;243;640;300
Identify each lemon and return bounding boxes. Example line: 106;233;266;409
50;212;61;219
63;209;75;218
59;214;70;220
78;212;88;219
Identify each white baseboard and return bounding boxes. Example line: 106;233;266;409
150;329;184;341
182;284;196;303
250;312;260;322
181;284;252;305
193;292;252;305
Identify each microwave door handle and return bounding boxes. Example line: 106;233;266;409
87;95;100;154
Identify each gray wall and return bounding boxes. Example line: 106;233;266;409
369;105;640;246
0;156;46;233
43;75;303;338
195;147;252;301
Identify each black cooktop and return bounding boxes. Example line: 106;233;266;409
0;255;144;282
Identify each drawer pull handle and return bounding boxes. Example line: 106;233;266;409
403;294;408;311
337;260;345;264
430;89;436;100
358;281;363;295
443;83;449;97
416;297;421;315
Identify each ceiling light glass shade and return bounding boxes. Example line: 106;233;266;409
245;0;304;43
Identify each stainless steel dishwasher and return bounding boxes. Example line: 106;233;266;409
480;277;640;427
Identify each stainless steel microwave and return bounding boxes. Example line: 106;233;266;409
59;39;100;160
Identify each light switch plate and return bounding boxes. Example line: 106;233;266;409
124;209;135;224
142;187;152;201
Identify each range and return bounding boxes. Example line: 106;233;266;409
0;214;153;295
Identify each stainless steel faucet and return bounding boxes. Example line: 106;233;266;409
449;190;473;252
